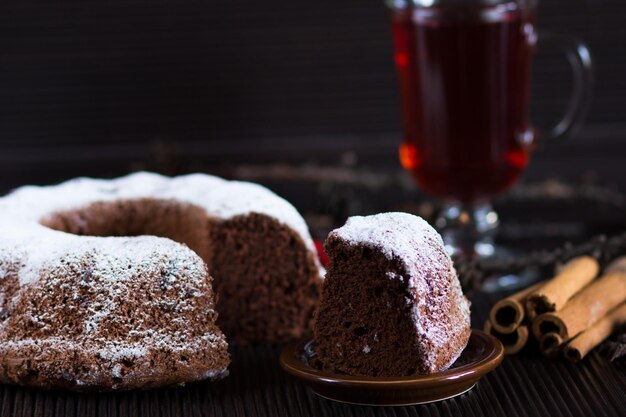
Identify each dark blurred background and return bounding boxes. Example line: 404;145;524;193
0;0;625;221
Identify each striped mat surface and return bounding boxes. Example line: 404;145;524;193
1;292;624;417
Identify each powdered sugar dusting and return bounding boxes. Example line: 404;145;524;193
0;172;318;285
98;344;148;362
331;213;444;271
0;336;229;387
0;232;230;388
330;212;471;372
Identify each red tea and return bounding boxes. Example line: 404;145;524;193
392;3;536;202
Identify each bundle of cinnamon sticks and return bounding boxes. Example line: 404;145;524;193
484;256;626;362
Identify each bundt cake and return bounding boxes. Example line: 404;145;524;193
0;172;322;390
313;212;471;376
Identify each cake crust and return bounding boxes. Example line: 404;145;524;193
0;237;230;391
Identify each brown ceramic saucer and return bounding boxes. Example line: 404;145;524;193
280;329;504;406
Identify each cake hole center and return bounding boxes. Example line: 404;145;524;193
40;198;211;262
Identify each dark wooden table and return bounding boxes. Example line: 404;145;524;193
1;291;624;417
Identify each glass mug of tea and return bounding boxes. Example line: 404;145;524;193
387;0;592;258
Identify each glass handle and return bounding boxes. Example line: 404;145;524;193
538;33;594;140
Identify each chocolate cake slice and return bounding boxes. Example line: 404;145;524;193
313;212;471;376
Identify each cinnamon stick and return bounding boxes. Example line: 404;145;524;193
526;256;599;320
563;303;626;363
484;320;529;355
539;332;564;358
489;282;543;334
532;271;626;340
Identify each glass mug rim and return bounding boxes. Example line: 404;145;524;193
387;0;537;23
386;0;537;8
